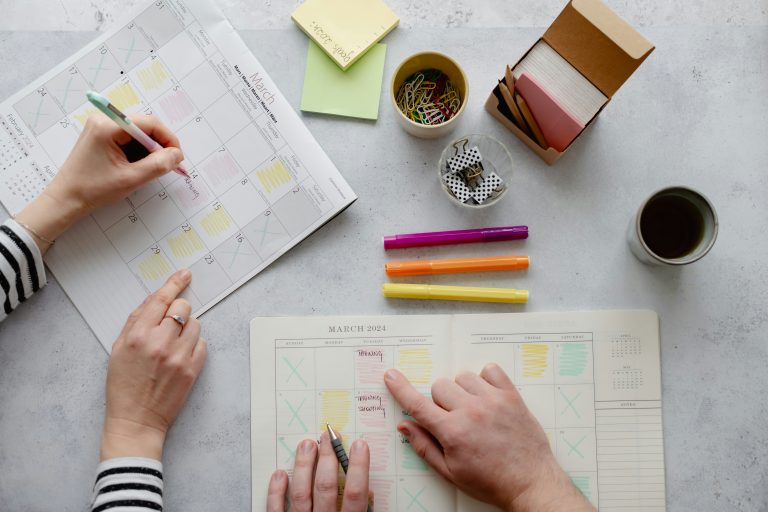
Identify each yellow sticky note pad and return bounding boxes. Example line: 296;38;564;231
291;0;399;70
300;42;387;120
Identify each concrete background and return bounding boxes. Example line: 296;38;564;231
0;0;767;510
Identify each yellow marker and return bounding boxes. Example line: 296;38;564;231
382;283;528;304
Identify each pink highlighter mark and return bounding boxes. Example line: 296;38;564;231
158;89;195;125
169;176;210;209
201;152;241;188
357;391;387;429
356;348;387;386
361;433;391;473
369;479;394;509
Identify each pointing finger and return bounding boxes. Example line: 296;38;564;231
385;369;446;431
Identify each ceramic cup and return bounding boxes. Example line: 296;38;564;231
627;186;718;266
390;51;468;139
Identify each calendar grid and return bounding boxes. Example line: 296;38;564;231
0;0;355;348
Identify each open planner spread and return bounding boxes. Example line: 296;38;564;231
251;310;666;511
0;0;356;350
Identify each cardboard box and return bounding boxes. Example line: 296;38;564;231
486;0;654;164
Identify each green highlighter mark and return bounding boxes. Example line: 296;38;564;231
559;343;589;377
570;475;592;500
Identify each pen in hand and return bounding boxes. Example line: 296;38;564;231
86;90;189;178
327;424;374;512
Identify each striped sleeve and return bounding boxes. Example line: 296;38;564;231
91;457;164;512
0;219;47;322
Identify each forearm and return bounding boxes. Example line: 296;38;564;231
0;219;47;322
508;459;596;512
14;186;85;255
100;416;167;461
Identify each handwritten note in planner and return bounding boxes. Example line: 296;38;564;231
0;0;356;350
251;311;666;512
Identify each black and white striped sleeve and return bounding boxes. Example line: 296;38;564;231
91;457;164;512
0;219;47;322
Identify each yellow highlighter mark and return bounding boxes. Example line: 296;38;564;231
107;82;141;111
397;347;433;385
320;390;352;433
256;159;292;194
522;343;549;378
73;107;100;128
137;60;169;90
167;228;205;258
200;207;232;238
137;252;172;281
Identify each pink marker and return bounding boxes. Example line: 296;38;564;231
383;225;528;250
86;90;188;178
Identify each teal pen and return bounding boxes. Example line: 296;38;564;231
327;424;373;512
85;91;189;177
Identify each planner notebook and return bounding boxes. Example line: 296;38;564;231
512;41;608;126
0;0;356;351
251;310;667;511
292;0;399;70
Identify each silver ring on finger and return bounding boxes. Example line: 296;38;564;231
163;314;186;327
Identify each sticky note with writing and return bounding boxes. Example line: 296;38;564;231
292;0;399;70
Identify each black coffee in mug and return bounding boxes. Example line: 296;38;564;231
629;186;718;266
639;194;704;259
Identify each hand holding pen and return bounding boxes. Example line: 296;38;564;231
87;91;189;178
20;112;185;254
267;430;372;512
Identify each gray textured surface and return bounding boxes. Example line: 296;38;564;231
0;17;767;512
1;0;766;31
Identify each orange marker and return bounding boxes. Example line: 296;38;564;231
385;255;529;276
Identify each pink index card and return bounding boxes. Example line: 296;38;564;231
516;72;584;152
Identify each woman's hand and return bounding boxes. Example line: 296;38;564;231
100;269;207;461
267;434;371;512
385;364;595;512
15;114;183;253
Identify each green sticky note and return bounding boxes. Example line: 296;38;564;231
300;42;387;120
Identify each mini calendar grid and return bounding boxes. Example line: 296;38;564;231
0;0;356;350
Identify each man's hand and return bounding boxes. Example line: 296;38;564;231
385;364;595;512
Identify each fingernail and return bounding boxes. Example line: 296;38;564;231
398;424;410;437
170;147;183;163
178;268;191;280
300;439;314;454
350;440;365;455
384;369;398;382
271;470;286;483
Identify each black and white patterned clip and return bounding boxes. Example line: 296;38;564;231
447;146;482;174
443;173;472;203
472;172;503;204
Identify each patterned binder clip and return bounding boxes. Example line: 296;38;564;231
447;146;482;174
443;173;472;203
472;172;503;204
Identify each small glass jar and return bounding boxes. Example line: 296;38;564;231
437;134;512;209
